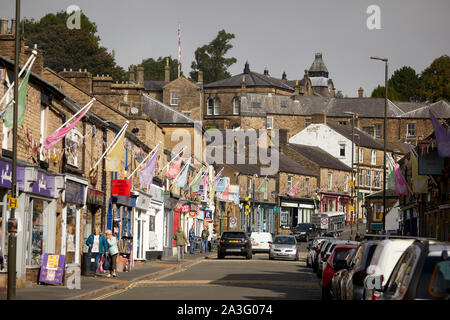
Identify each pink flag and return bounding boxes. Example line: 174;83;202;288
166;154;183;178
288;183;298;197
391;157;408;195
44;102;92;149
222;184;229;202
200;172;209;195
429;108;450;158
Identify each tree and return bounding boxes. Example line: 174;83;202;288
371;85;400;100
190;30;237;83
23;11;125;81
419;55;450;102
388;66;421;101
132;56;181;81
335;90;344;98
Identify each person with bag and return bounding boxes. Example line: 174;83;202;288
188;224;196;254
105;230;119;277
85;226;108;277
173;227;187;263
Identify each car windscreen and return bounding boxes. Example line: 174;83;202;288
334;250;350;262
295;224;310;231
222;232;246;239
364;245;378;268
417;257;450;299
274;237;296;245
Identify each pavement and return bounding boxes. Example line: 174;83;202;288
0;250;215;300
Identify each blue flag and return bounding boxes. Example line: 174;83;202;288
176;161;190;188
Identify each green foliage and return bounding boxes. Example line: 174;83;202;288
419;55;450;102
335;90;344;98
132;56;181;81
190;30;237;83
370;85;400;100
388;66;421;101
22;11;125;81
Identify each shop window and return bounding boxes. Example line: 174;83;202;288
66;130;79;167
149;215;155;232
65;205;77;264
0;194;8;271
27;199;45;266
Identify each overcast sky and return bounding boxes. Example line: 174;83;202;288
1;0;449;97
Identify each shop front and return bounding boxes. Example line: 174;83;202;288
61;175;88;270
83;188;105;253
162;192;176;258
279;196;315;231
318;191;351;220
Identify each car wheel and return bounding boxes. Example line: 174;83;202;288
322;285;331;300
269;255;274;260
246;251;252;260
218;253;225;259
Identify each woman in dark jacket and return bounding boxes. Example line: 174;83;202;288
85;226;108;277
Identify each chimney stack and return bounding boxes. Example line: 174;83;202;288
136;66;144;84
198;70;203;84
294;79;300;100
282;71;287;80
164;57;170;83
0;18;8;34
311;112;327;124
129;65;135;82
10;19;15;35
358;87;364;98
263;67;269;76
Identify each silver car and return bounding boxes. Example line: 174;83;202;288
269;235;299;261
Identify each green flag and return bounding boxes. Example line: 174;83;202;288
191;168;204;193
387;159;396;190
4;63;32;127
259;178;267;193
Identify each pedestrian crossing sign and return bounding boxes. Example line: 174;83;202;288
7;194;18;209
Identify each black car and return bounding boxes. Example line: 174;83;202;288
218;231;252;259
291;223;317;242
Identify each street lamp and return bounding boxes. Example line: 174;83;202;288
344;111;355;235
370;56;388;233
354;133;361;235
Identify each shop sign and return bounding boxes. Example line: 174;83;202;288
418;144;444;175
115;196;135;208
112;179;131;196
181;204;190;213
0;160;26;190
136;192;151;210
65;180;86;205
32;171;55;198
148;184;164;202
204;209;213;221
87;188;104;206
274;207;280;213
39;254;65;285
371;223;383;231
281;202;298;208
189;211;197;217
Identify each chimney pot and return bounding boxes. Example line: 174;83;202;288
164;58;170;83
0;18;8;34
198;70;203;84
358;87;364;98
137;67;144;84
10;19;16;35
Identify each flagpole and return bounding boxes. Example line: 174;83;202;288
50;98;95;133
0;52;36;107
91;121;128;172
158;146;186;174
127;141;161;179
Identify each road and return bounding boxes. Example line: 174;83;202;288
91;241;321;300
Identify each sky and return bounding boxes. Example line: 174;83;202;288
1;0;449;97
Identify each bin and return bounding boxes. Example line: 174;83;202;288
81;252;95;276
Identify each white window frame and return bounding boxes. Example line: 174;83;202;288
266;117;274;130
66;130;79;167
248;176;252;198
287;176;292;191
358;169;364;186
233;97;240;115
371;150;377;165
213;99;220;115
358;148;364;163
207;98;214;115
305;118;311;128
339;144;346;157
344;175;349;192
375;124;381;138
407;123;416;137
328;173;333;190
170;92;179;106
366;170;372;187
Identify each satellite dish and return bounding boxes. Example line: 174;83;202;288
130;107;139;115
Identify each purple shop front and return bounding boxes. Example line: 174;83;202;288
0;160;26;190
32;171;55;197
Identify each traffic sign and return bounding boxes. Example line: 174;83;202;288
321;217;328;226
8;194;18;209
229;217;237;228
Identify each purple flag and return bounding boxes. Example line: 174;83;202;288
429;108;450;158
139;150;158;187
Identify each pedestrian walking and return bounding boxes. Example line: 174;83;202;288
201;226;210;253
189;224;196;254
85;226;108;277
173;227;188;263
105;230;119;278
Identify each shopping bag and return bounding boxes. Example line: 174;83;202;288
103;255;111;271
98;256;105;273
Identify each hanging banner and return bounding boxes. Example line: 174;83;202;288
112;179;131;196
418;141;444;175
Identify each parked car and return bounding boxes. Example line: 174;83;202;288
291;223;317;242
343;240;379;300
363;239;415;300
269;235;299;261
376;241;450;300
331;248;357;300
315;239;334;275
322;244;359;299
318;240;359;278
250;232;272;254
218;231;252;259
308;237;333;269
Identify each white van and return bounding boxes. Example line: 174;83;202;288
364;239;415;300
250;232;273;254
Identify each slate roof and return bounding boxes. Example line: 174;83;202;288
309;53;329;73
326;122;385;150
141;94;195;124
204;63;294;91
288;144;352;171
144;80;165;91
326;98;405;117
400;100;450;118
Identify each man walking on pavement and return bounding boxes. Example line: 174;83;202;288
189;224;196;254
201;226;210;253
173;227;188;263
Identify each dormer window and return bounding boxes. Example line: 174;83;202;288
170;92;179;106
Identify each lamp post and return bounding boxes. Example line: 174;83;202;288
355;134;361;235
370;56;388;233
252;174;257;232
344;111;355;236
